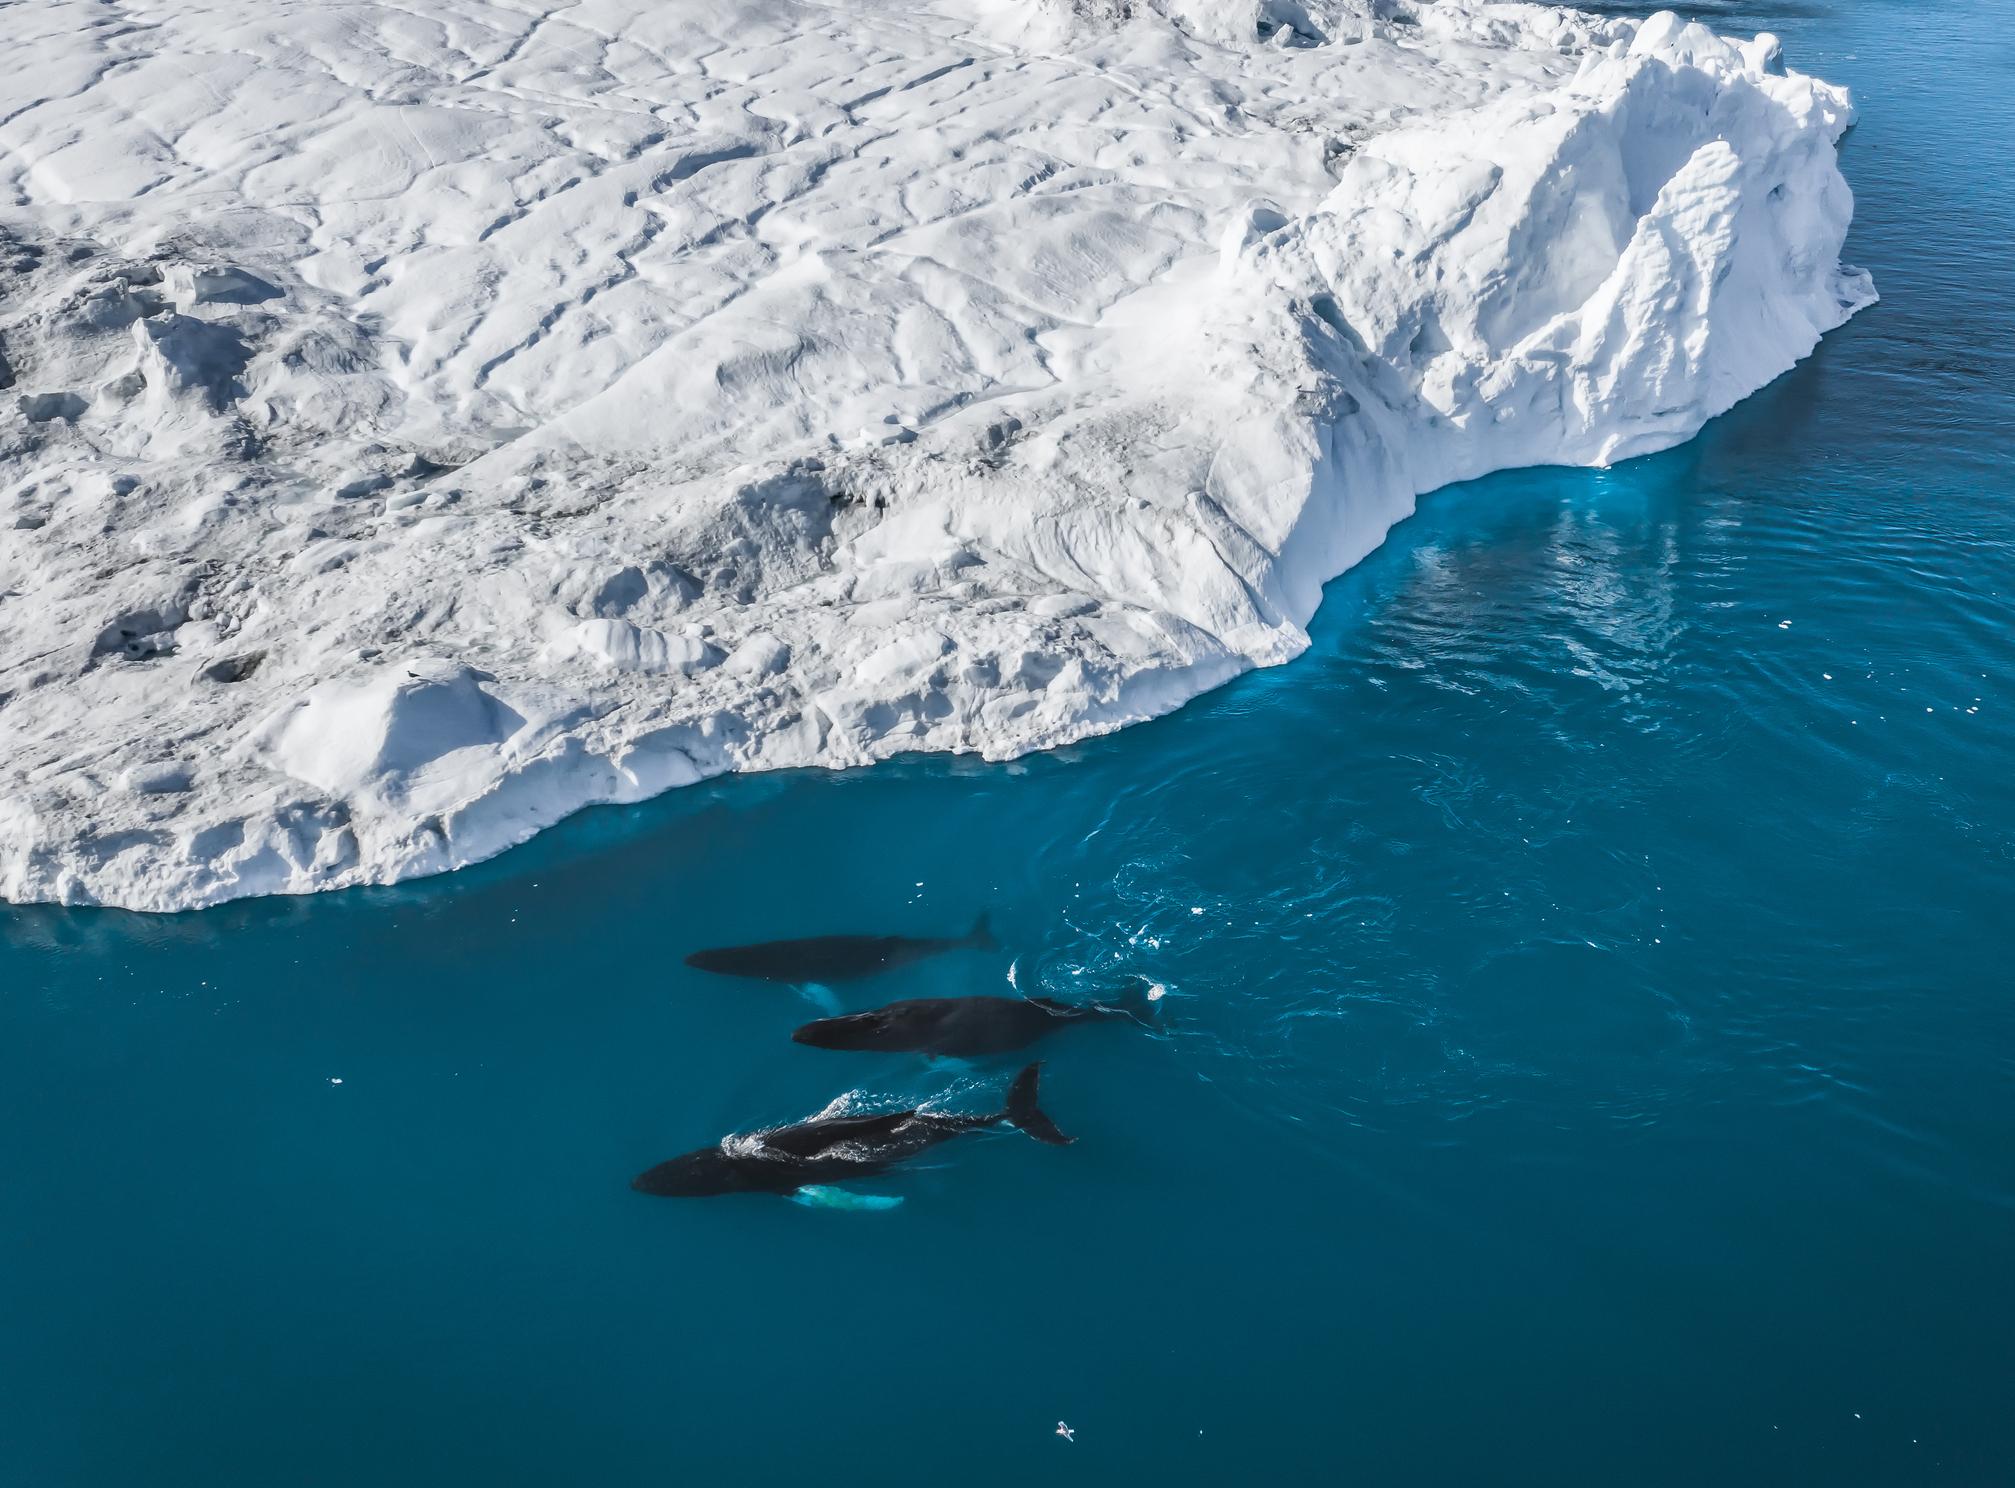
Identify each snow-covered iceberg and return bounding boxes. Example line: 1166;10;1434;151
0;1;1872;910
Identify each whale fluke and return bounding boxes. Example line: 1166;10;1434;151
1003;1061;1072;1147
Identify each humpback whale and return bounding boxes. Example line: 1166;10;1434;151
792;981;1160;1058
683;912;997;984
631;1062;1071;1200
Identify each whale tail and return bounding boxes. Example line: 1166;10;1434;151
1003;1061;1073;1146
964;911;999;952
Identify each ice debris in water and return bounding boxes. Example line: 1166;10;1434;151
0;1;1873;912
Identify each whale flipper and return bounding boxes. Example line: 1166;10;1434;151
1003;1061;1073;1146
797;982;841;1015
790;1185;904;1212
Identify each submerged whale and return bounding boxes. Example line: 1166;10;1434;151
683;912;997;984
793;981;1161;1058
631;1062;1072;1201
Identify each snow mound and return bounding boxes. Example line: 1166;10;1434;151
252;663;527;800
0;1;1871;910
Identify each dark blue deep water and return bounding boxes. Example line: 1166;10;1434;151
5;3;2012;1483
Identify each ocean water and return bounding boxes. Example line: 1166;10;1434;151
4;1;2012;1482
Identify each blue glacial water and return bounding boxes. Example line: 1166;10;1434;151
5;2;2013;1483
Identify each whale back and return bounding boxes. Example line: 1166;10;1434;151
685;913;997;984
684;933;902;983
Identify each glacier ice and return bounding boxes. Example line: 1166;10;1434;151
0;1;1873;910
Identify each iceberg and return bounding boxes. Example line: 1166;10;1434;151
0;1;1872;910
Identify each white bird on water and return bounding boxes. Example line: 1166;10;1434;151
1055;1422;1074;1443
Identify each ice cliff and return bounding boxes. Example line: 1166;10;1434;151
0;1;1873;910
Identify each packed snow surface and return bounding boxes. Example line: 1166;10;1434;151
0;0;1872;910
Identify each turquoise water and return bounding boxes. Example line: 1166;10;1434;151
6;2;2013;1482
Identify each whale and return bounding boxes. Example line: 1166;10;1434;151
683;912;997;985
792;980;1160;1058
630;1061;1071;1201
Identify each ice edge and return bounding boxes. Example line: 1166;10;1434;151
0;3;1873;911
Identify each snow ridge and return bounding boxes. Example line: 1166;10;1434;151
0;2;1871;910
